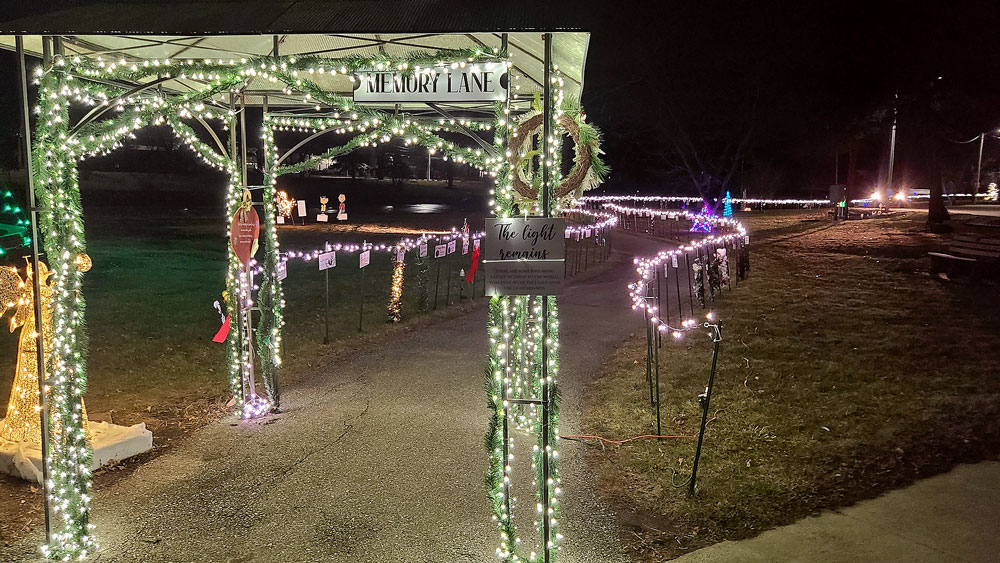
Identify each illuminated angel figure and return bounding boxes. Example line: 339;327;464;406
0;256;91;443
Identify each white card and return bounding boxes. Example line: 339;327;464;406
473;238;481;250
297;200;307;217
671;255;678;268
419;244;428;257
396;249;405;263
434;244;447;258
318;251;336;271
447;240;457;254
277;260;287;280
359;250;370;268
277;216;285;224
317;214;328;222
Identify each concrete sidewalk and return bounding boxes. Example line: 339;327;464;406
674;461;1000;563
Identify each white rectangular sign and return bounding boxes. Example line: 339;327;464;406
317;213;329;222
419;243;428;257
297;200;307;217
277;260;288;280
484;217;565;296
359;250;371;268
319;251;336;271
434;244;447;258
447;240;457;254
396;249;405;263
353;62;508;103
462;239;470;255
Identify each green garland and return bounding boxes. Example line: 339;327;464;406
387;255;405;323
484;295;519;559
415;249;430;313
34;68;96;560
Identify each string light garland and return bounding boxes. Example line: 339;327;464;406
27;45;516;558
26;43;612;559
580;193;994;207
387;253;405;323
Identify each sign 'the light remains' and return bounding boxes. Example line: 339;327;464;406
484;218;565;296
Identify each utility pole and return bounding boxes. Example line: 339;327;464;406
975;132;985;203
887;91;898;198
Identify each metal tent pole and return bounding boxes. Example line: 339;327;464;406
541;31;553;563
18;34;52;545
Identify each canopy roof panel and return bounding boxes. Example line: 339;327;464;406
0;1;594;35
0;31;589;108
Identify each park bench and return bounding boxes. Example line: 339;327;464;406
928;233;1000;278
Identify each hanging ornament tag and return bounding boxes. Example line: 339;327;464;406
671;255;678;268
230;191;260;269
397;249;406;263
419;243;428;257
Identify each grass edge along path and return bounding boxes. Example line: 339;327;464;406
580;211;1000;562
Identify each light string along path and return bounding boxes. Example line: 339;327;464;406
566;197;746;449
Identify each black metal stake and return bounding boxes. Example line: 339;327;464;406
324;267;330;344
446;267;453;305
654;319;661;435
685;253;695;317
656;267;663;348
433;259;441;309
358;262;365;332
690;324;723;496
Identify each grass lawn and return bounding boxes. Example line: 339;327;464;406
0;197;488;545
582;210;1000;561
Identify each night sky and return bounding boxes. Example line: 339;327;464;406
2;1;1000;197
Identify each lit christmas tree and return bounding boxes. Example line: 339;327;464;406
723;190;734;217
0;190;31;257
690;202;715;233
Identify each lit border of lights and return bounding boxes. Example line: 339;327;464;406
581;193;995;207
28;45;514;560
605;202;748;336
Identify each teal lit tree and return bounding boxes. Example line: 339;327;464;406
723;190;733;217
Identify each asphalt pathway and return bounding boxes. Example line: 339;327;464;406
4;232;660;562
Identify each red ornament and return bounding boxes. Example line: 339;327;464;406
465;246;481;283
230;206;260;269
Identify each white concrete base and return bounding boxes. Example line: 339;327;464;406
0;420;153;484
